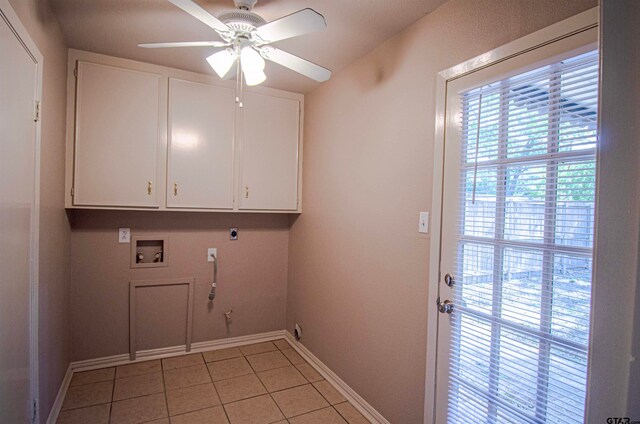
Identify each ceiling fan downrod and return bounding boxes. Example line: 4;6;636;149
234;0;257;11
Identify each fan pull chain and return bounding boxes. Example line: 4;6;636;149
240;65;244;108
235;57;244;108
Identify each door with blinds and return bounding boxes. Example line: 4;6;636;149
435;27;598;424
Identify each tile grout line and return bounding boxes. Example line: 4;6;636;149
108;370;115;423
160;352;171;422
334;400;366;424
278;384;332;421
250;363;287;423
267;391;287;422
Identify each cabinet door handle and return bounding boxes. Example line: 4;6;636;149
244;186;249;199
174;183;178;196
147;181;152;195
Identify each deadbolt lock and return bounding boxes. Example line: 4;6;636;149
444;273;455;287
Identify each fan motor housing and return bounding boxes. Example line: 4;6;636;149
219;10;266;32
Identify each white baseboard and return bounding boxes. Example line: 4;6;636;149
45;363;72;424
47;329;389;424
190;330;287;354
69;330;287;373
283;331;390;424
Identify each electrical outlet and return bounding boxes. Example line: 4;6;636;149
294;323;302;341
230;228;238;240
119;228;130;243
207;248;217;262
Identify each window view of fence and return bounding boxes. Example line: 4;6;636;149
449;50;598;424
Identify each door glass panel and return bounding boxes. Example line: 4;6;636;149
555;160;596;247
454;313;492;389
497;328;540;416
501;248;543;329
504;165;547;243
463;168;498;237
459;243;494;312
551;255;592;345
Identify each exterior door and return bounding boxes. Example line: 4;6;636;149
434;28;598;423
0;3;40;422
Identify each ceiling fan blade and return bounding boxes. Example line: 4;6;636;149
262;47;331;82
168;0;230;32
254;8;326;43
138;41;228;48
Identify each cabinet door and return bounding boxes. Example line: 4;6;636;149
167;79;235;209
74;62;161;207
240;93;300;211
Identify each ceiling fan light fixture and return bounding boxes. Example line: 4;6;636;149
206;49;237;78
240;45;265;71
243;68;266;86
240;45;266;85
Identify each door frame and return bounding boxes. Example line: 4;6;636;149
0;0;43;421
423;7;599;424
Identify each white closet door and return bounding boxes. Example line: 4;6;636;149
240;93;300;211
167;78;235;209
0;6;38;422
74;61;161;207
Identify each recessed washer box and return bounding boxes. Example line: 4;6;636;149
131;235;168;269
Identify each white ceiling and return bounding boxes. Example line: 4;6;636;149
50;0;447;93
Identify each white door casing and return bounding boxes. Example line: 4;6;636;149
0;0;42;422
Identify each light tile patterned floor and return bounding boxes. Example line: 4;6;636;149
57;338;371;424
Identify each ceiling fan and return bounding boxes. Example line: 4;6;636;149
139;0;332;86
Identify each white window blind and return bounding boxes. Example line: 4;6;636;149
449;50;598;423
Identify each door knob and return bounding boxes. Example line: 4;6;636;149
437;297;454;314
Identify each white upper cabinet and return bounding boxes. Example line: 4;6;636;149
167;78;235;209
66;50;303;213
73;61;161;207
240;93;300;211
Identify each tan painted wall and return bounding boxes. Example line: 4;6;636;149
7;1;72;422
69;211;289;361
287;0;597;422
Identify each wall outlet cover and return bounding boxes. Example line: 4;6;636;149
208;248;217;262
119;228;130;243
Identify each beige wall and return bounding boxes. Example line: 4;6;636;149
70;211;289;361
7;0;72;422
287;0;597;422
